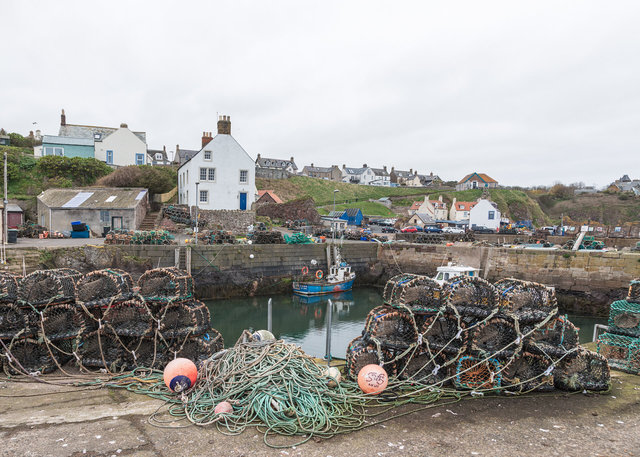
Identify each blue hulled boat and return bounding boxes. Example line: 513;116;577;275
293;250;356;296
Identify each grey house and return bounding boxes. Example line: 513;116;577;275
37;187;149;234
255;154;298;179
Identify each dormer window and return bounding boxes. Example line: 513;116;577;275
94;133;102;140
155;153;163;161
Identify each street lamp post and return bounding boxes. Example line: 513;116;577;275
332;189;339;241
194;182;199;245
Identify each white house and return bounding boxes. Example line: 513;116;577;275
342;164;376;185
177;116;257;211
449;198;478;222
370;166;391;186
94;123;148;167
469;199;501;230
416;195;448;220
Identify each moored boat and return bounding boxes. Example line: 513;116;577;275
293;249;356;295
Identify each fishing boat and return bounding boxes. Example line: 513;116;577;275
432;262;480;286
293;247;356;295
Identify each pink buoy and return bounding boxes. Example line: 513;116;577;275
214;401;233;415
163;358;198;392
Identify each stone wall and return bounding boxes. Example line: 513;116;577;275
198;209;256;233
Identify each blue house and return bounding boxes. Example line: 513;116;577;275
344;208;363;226
38;135;94;159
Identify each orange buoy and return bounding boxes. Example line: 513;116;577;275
446;242;454;247
214;401;233;415
163;358;198;392
357;364;388;394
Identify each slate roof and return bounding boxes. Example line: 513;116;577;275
148;148;170;163
38;188;148;209
256;157;297;170
343;167;368;175
418;174;440;185
42;135;94;146
371;168;389;177
344;208;362;217
393;169;415;178
174;148;199;164
328;210;346;218
412;213;435;224
59;124;146;143
304;166;334;173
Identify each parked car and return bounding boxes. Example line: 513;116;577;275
443;227;465;234
472;226;496;234
401;226;419;233
382;226;398;233
423;225;443;233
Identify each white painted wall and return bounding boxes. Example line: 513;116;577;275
178;134;257;210
95;127;147;167
469;199;501;230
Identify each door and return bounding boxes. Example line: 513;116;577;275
112;216;123;230
239;192;247;210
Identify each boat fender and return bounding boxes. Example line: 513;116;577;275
315;270;324;280
301;266;309;275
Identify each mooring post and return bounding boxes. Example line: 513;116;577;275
325;299;333;365
174;247;180;268
267;298;273;333
186;246;192;275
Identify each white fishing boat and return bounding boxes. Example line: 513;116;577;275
432;262;480;286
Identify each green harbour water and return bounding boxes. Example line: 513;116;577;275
204;287;605;359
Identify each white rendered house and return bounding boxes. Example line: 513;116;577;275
469;199;501;230
94;124;147;167
177;116;257;210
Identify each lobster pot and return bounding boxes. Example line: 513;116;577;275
628;279;640;303
76;330;124;370
0;272;20;303
5;337;72;375
383;274;442;313
138;267;193;303
122;337;169;370
523;316;579;358
75;269;134;308
41;303;89;341
102;299;153;337
495;278;557;323
608;300;640;337
17;269;81;307
502;352;554;392
470;316;520;358
158;300;211;340
172;330;224;368
421;314;468;356
398;352;450;387
0;303;38;340
444;276;499;318
364;306;418;349
253;230;284;244
597;332;640;375
554;347;611;392
345;337;395;380
454;355;502;390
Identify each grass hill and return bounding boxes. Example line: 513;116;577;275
538;192;640;225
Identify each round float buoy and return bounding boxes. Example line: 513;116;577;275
214;401;233;415
249;254;255;259
446;242;454;247
252;329;275;342
164;358;198;392
301;266;309;275
357;364;388;395
324;366;342;388
315;270;324;280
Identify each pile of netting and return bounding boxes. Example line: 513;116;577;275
284;233;315;244
105;229;176;245
252;230;284;244
597;278;640;374
347;273;610;394
198;230;236;245
163;205;206;227
0;267;222;376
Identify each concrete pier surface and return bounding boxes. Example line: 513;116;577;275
1;370;638;457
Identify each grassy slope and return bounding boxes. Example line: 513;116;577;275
541;193;640;225
317;201;396;217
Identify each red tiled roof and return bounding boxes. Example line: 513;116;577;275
410;201;422;210
458;172;497;184
257;190;283;204
455;201;477;211
429;200;446;209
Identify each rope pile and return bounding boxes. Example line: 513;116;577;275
348;273;610;393
597;277;640;374
0;267;223;375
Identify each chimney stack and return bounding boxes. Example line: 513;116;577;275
217;115;231;135
60;109;66;126
202;131;213;148
290;156;294;163
363;163;367;168
410;168;413;174
383;165;387;172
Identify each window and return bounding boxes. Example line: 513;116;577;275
94;133;102;140
208;168;215;181
488;211;495;220
204;150;211;160
240;170;248;183
186;170;188;184
100;210;110;223
106;150;113;164
155;153;163;161
135;153;145;165
199;190;208;203
44;146;64;156
200;168;207;181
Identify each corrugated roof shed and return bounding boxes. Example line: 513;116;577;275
38;188;148;209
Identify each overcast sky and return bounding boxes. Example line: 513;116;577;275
1;1;638;187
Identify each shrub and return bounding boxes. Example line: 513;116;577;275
36;156;112;186
95;165;176;194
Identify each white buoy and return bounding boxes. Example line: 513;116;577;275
324;366;342;387
249;254;254;259
252;329;275;342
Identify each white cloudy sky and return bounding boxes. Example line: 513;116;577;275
1;1;638;187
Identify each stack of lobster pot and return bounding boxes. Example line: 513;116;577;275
346;273;610;393
596;278;640;374
138;267;223;367
4;269;85;375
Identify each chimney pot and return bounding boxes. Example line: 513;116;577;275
383;165;387;171
60;109;66;126
202;130;214;148
342;164;346;169
217;115;231;135
311;163;314;167
120;123;128;128
290;156;294;163
410;168;413;174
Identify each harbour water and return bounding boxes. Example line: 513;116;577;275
205;287;605;358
